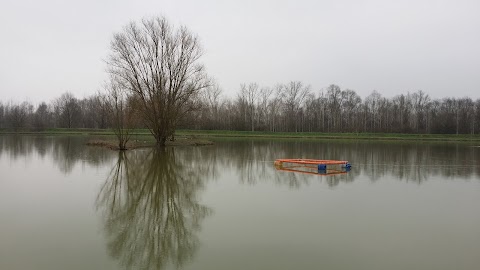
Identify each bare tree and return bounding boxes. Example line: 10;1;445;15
104;81;136;150
6;101;33;131
107;16;210;146
34;102;50;131
456;97;475;134
86;93;110;129
326;84;342;131
54;92;81;128
233;92;248;130
412;90;430;133
283;81;310;132
0;102;4;129
257;86;274;130
391;94;413;133
365;90;383;132
240;83;260;131
475;99;480;134
342;89;362;132
87;94;109;129
268;85;284;132
199;83;222;129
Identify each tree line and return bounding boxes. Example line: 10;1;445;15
190;82;480;135
1;83;479;135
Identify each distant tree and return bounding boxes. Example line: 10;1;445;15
456;97;475;134
240;83;259;131
0;102;4;129
427;99;441;133
411;90;430;133
233;92;248;130
54;92;81;128
257;86;274;131
365;90;383;132
107;16;210;146
6;102;33;130
475;99;480;134
78;98;92;128
199;83;222;130
90;94;110;129
437;98;457;134
341;89;362;132
34;102;50;131
326;84;342;131
268;85;284;132
316;90;328;132
391;94;412;133
283;81;310;132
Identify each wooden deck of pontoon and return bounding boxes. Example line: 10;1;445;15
274;158;351;175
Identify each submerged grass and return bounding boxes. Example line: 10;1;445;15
86;136;214;150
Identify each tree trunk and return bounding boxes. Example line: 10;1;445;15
156;135;167;147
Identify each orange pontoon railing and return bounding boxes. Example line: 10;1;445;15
275;159;349;166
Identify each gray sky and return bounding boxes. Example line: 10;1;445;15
1;0;479;104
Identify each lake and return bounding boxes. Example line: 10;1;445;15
0;135;479;270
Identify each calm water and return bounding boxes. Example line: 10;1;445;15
1;135;479;270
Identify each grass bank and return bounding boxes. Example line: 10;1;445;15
1;128;480;142
176;130;480;142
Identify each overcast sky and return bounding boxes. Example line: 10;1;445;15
1;0;479;104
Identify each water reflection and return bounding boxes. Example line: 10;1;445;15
0;135;116;173
1;135;479;187
96;148;212;270
207;140;480;186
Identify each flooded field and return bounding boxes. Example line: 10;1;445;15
1;135;479;270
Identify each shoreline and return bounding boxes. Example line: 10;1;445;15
1;129;480;142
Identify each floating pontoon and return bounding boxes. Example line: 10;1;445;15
274;159;351;175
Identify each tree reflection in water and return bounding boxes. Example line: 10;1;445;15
96;148;212;270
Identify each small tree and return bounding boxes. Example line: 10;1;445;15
104;81;136;150
107;16;210;146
